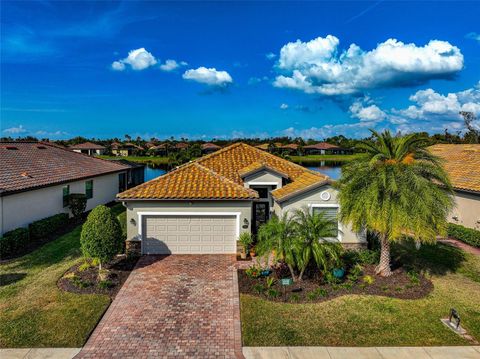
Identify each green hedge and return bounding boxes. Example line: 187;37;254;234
447;223;480;248
29;213;69;239
0;228;30;258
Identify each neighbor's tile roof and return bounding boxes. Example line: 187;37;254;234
118;142;329;201
69;141;105;150
303;142;339;150
429;144;480;193
201;142;221;150
0;142;128;196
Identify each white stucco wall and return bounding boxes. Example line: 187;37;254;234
0;172;124;234
123;200;253;242
449;191;480;230
274;184;366;244
243;170;283;188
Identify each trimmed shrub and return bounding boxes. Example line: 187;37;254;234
0;228;30;258
69;193;87;218
29;213;69;239
80;205;123;268
447;223;480;248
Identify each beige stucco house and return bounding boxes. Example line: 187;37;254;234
0;142;129;235
118;143;366;255
69;141;106;156
429;144;480;230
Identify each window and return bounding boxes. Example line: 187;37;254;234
119;173;126;192
312;206;339;237
85;180;93;199
256;188;269;199
62;185;70;207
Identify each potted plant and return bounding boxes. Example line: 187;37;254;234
239;232;253;260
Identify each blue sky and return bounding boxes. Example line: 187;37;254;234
1;1;479;140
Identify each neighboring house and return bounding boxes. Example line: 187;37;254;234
429;144;480;230
118;143;365;255
279;143;300;155
201;142;221;154
175;142;188;151
255;142;283;153
109;160;145;189
111;142;144;156
69;142;106;156
303;142;352;155
0;142;129;235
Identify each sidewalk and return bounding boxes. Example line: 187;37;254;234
0;348;81;359
244;346;480;359
439;238;480;256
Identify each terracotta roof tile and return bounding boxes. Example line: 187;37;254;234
118;143;328;200
303;142;339;150
69;141;105;150
0;142;128;195
429;144;480;193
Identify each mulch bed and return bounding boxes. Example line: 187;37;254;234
58;255;138;298
238;264;433;303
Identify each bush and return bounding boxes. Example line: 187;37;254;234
69;193;87;218
343;249;379;266
447;223;480;248
0;228;30;257
80;205;123;269
362;275;375;285
29;213;69;239
245;265;262;279
239;232;253;253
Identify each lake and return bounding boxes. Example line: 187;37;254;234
144;161;342;182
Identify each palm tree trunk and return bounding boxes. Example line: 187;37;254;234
375;234;392;277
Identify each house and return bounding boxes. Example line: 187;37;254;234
108;160;145;189
118;143;365;255
111;142;144;156
69;142;106;156
303;142;352;155
279;143;300;155
255;142;283;153
0;142;129;235
175;142;188;151
429;144;480;230
201;142;221;154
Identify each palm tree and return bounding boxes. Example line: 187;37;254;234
256;213;298;280
293;207;343;281
337;130;454;277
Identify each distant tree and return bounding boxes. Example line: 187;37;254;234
124;134;131;142
460;111;480;144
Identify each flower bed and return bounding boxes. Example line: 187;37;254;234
238;264;433;303
58;255;138;298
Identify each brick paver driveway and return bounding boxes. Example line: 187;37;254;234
78;255;243;359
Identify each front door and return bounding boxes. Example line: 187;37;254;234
253;202;269;236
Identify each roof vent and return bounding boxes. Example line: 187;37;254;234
37;145;47;149
5;146;18;150
21;172;33;178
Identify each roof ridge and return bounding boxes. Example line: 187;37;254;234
193;163;259;197
195;142;245;164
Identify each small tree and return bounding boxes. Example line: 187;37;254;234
80;205;123;271
238;232;253;259
69;193;87;218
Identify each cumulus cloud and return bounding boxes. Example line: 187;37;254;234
182;67;233;86
2;125;27;134
349;99;387;123
280;103;289;110
266;52;277;60
111;48;157;71
273;35;464;96
159;59;187;71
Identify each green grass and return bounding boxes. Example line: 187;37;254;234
0;205;126;348
241;242;480;346
290;154;361;164
97;155;169;165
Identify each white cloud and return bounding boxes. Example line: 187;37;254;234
248;76;268;85
349;99;387;123
466;32;480;42
111;48;157;71
2;125;27;134
273;35;464;96
159;59;187;72
182;67;233;86
280;103;289;110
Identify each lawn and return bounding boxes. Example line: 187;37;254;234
241;242;480;346
97;155;169;166
0;205;126;348
290;154;361;164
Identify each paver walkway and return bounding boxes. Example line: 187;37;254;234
439;238;480;256
77;255;242;359
243;346;480;359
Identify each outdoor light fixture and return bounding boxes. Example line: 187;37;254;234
242;218;249;229
130;218;136;226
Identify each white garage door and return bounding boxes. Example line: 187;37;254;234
143;215;237;254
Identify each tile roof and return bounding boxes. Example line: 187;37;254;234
429;144;480;193
303;142;340;150
118;143;329;201
0;142;129;196
238;162;289;179
280;143;299;150
202;142;221;150
69;141;105;150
